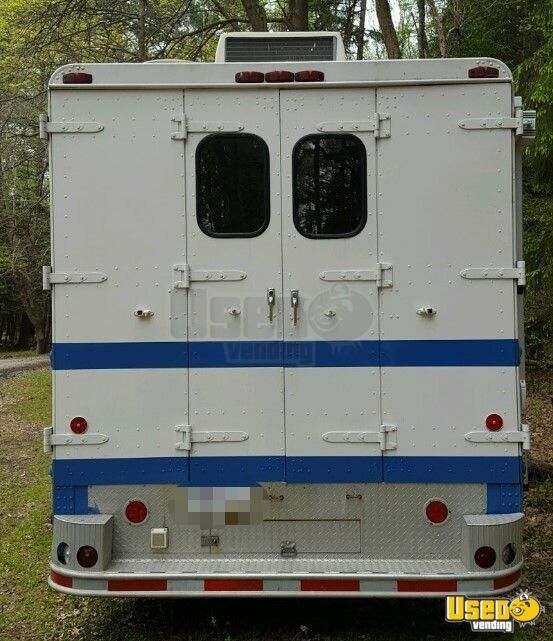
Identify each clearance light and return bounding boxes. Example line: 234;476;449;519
468;66;499;79
125;500;148;524
425;499;449;524
265;70;294;83
62;72;93;84
294;70;325;82
235;71;264;83
475;546;496;569
70;416;88;434
485;413;503;431
77;545;98;568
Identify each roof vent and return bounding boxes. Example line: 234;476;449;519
216;32;345;63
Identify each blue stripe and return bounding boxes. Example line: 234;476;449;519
487;483;523;514
380;339;520;367
51;339;519;370
52;455;521;488
383;456;521;483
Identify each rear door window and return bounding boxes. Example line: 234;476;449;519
293;134;367;238
196;133;270;237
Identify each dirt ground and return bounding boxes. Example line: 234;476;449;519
0;368;551;641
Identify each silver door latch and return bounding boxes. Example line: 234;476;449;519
290;289;299;326
267;288;276;323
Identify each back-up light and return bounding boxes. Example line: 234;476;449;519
62;72;93;84
265;70;294;83
295;70;325;82
235;71;264;83
468;66;499;79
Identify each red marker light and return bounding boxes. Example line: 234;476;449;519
294;70;325;82
70;416;88;434
235;71;264;83
468;66;499;79
475;546;496;569
485;413;503;431
264;70;294;83
125;500;148;524
62;72;93;84
77;545;98;568
425;499;449;524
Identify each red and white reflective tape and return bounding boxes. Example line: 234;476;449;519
50;571;521;595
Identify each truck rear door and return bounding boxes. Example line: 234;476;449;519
183;89;285;484
280;88;385;482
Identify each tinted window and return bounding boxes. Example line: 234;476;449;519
293;134;367;238
196;134;270;237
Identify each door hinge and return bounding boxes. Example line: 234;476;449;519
459;102;536;141
316;112;391;138
173;264;246;289
175;425;249;451
170;115;244;140
43;426;109;452
460;260;525;287
465;424;530;451
43;266;108;290
322;424;397;451
319;262;392;288
39;114;103;140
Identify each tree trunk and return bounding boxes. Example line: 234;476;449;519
288;0;308;31
426;0;447;57
417;0;426;58
357;0;367;60
16;312;33;349
241;0;268;31
137;0;147;61
374;0;401;59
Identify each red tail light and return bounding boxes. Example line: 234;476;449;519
294;70;325;82
235;71;264;83
125;500;148;524
475;546;496;568
70;416;88;434
485;413;503;431
468;66;499;79
425;499;449;524
264;70;294;83
77;545;98;568
62;72;93;84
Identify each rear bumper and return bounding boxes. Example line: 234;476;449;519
49;562;522;598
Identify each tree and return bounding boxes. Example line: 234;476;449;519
374;0;401;58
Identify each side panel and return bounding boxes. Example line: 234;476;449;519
50;90;188;473
376;83;520;481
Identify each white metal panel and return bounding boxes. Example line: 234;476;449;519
376;83;520;460
376;84;515;340
280;88;381;461
53;370;188;459
50;89;188;460
184;89;284;466
50;89;187;343
380;367;519;457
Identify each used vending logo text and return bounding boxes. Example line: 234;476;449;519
445;591;543;633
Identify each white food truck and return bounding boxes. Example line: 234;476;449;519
43;31;535;597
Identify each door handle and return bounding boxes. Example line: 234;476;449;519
267;288;275;323
290;289;299;326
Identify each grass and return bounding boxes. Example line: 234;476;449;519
0;369;551;641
